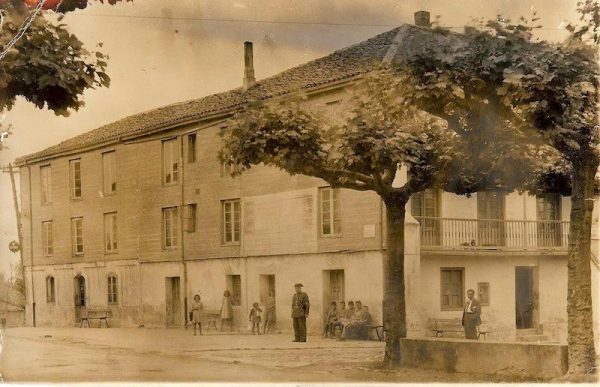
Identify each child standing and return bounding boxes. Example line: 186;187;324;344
191;294;203;336
249;302;262;335
323;301;339;338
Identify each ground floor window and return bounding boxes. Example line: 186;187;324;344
107;274;118;305
46;276;55;303
440;268;464;310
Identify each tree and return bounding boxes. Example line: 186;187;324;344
220;70;559;364
390;18;599;379
0;0;132;116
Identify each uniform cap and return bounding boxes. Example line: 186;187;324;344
294;283;303;287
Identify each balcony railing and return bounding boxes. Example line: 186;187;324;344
414;217;569;251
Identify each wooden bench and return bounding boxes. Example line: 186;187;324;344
80;308;109;328
430;318;490;340
332;323;384;341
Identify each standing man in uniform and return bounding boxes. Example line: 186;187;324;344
462;289;481;339
291;283;310;342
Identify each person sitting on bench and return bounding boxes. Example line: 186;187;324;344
338;300;354;329
323;301;339;338
339;301;372;340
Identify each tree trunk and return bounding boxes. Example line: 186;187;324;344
382;195;408;366
566;159;598;379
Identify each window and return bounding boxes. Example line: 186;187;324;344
477;191;506;246
220;162;232;177
163;207;179;248
537;194;562;247
319;187;341;237
102;151;117;194
222;199;241;244
440;268;464;310
69;159;82;199
227;274;242;306
162;138;179;184
71;217;84;256
478;282;490;306
40;165;52;204
412;189;441;245
46;276;55;303
184;204;197;232
42;221;53;257
104;212;118;253
187;133;196;163
107;274;118;305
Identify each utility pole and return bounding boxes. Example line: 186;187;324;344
5;164;26;323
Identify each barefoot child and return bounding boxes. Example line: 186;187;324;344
249;302;262;334
191;294;203;336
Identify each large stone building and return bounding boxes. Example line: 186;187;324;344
15;14;600;346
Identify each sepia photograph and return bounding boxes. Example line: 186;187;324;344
0;0;599;385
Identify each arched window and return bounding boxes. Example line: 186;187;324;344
107;274;118;305
46;276;55;303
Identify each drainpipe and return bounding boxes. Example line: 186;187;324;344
27;164;36;327
180;135;189;327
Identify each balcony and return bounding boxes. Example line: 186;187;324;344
414;217;569;252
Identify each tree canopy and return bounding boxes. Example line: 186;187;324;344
0;0;132;115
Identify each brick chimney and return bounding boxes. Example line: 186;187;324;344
414;11;430;27
243;41;256;90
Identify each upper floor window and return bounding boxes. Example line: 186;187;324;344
46;276;55;303
104;212;118;253
69;159;82;199
107;274;118;305
184;203;197;232
412;189;441;245
71;217;84;256
536;194;561;221
319;187;341;237
163;207;179;249
440;267;464;310
40;165;52;205
163;138;179;185
222;199;241;244
477;191;506;247
42;220;53;257
187;133;196;163
102;151;117;194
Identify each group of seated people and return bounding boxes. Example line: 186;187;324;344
323;300;372;340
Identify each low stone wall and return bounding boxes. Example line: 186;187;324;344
400;337;568;379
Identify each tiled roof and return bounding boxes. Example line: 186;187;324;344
17;26;404;164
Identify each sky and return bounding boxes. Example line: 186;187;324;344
0;0;581;276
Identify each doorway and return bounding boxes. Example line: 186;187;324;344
259;274;276;321
165;276;181;327
323;270;344;318
477;191;506;246
74;275;86;321
515;266;539;329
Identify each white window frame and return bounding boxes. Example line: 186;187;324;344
40;164;52;205
107;274;118;305
69;159;82;199
102;151;117;195
104;212;118;253
162;138;179;185
162;207;179;249
42;220;53;257
71;217;84;256
319;187;342;237
222;199;241;244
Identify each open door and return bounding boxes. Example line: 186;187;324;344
515;266;539;329
323;270;344;320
